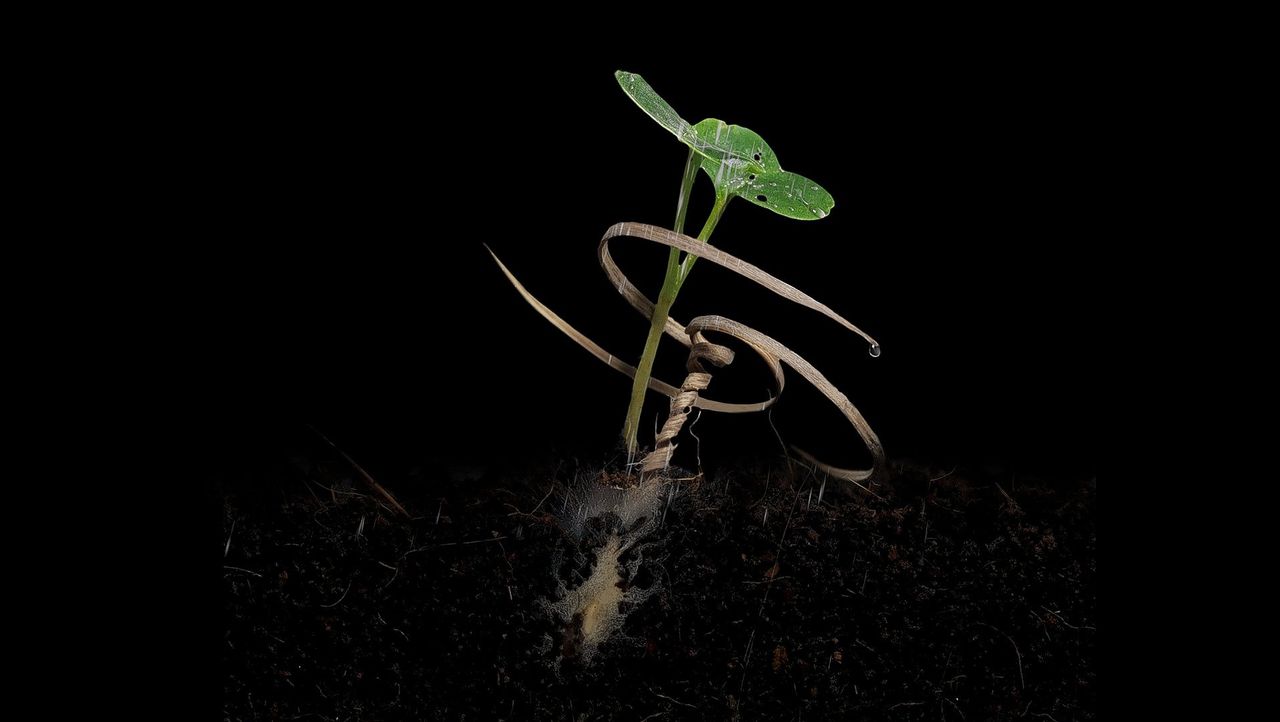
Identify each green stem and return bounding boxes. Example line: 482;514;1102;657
621;171;729;463
672;148;698;235
623;149;697;459
622;267;680;461
677;194;727;290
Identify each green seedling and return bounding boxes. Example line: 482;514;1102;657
614;71;835;460
494;74;886;663
488;70;884;489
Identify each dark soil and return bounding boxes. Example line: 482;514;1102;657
221;454;1094;720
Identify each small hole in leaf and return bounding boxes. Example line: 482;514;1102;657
753;153;762;161
756;194;767;202
748;174;756;181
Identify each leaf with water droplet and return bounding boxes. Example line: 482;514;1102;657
616;71;834;221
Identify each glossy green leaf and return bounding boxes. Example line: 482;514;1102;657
692;120;834;220
615;71;700;150
615;70;834;220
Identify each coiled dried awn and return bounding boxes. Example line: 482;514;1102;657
488;222;885;494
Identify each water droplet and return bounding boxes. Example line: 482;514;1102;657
815;209;827;218
868;343;881;358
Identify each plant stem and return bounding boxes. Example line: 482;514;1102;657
676;195;727;290
673;148;698;236
621;153;729;462
623;150;697;460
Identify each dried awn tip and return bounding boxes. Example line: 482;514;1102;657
488;221;886;491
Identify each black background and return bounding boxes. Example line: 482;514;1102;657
188;36;1100;483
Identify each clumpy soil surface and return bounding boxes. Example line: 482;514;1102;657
221;452;1095;720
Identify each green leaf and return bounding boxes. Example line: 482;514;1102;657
692;120;834;220
616;70;834;220
616;71;755;168
615;71;700;151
